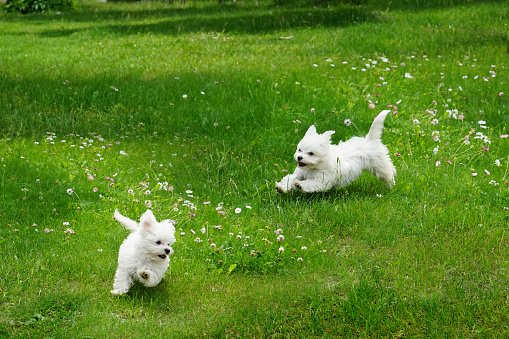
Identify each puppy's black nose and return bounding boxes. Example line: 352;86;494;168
165;248;171;254
297;156;303;161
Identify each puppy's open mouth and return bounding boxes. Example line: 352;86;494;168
298;162;306;167
158;254;167;259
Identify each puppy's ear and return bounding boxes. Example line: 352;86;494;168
140;209;157;233
305;125;317;136
161;220;176;234
322;130;335;142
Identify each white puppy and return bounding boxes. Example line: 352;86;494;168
111;209;176;295
276;110;396;193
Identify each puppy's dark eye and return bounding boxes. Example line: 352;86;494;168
308;152;314;156
298;149;302;152
156;241;162;245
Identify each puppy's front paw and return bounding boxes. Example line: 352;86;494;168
275;182;287;194
294;181;303;191
138;270;150;280
111;288;127;295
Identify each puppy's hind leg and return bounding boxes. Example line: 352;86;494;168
371;155;396;188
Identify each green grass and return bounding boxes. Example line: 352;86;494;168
1;0;508;337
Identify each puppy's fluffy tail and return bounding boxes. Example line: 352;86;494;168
366;110;391;141
114;209;138;232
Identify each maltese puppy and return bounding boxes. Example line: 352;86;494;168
111;209;176;295
276;110;396;193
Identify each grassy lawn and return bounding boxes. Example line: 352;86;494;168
0;0;508;337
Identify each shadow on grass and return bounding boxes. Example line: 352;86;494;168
369;0;505;11
276;173;392;202
33;4;377;37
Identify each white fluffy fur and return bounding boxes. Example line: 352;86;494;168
111;209;176;295
276;110;396;193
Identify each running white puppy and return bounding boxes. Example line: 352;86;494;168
111;209;176;295
276;110;396;193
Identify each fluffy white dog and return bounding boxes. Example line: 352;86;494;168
111;209;176;295
276;110;396;193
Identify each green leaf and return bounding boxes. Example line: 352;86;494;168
227;264;237;275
